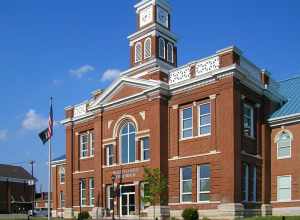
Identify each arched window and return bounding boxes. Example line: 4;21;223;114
59;167;65;184
167;42;174;63
276;131;292;159
135;42;142;63
120;122;136;164
159;38;165;59
144;38;152;59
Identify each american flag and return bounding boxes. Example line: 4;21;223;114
38;99;54;144
47;102;53;139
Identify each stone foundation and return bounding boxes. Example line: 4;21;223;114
63;208;74;219
272;206;300;216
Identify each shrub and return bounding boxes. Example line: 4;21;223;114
202;217;210;220
78;211;90;220
182;208;199;220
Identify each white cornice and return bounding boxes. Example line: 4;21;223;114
268;113;300;127
128;23;177;42
135;0;171;13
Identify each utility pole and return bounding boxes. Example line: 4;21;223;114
29;160;36;215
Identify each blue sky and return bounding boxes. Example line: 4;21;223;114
0;0;299;191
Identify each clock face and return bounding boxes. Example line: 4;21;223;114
140;6;153;28
157;6;169;28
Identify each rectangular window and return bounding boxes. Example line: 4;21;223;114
90;132;95;157
252;166;257;202
141;182;150;210
277;134;292;159
199;103;211;135
242;163;249;202
106;185;114;210
277;176;291;201
80;179;87;206
60;191;65;208
181;107;193;139
106;145;114;166
141;137;150;161
180;166;192;203
80;133;89;158
198;164;211;202
89;178;94;207
243;104;254;137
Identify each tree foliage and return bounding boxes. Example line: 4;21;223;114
142;168;168;206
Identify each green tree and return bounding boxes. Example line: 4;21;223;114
142;168;168;220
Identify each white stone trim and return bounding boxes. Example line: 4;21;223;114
169;150;221;161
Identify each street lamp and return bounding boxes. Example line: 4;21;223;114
111;175;116;220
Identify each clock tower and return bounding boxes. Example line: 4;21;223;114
128;0;177;77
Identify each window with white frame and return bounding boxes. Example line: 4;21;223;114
159;38;165;59
252;166;257;202
120;122;136;164
167;42;174;63
89;178;94;207
80;133;89;158
242;163;249;202
144;38;152;59
277;175;291;201
106;144;114;166
181;107;193;139
180;166;192;202
199;103;211;135
80;179;87;206
141;137;150;161
59;167;65;184
90;132;94;157
106;185;114;210
243;104;254;137
60;191;65;208
277;131;292;159
141;182;150;210
135;42;142;63
198;164;211;202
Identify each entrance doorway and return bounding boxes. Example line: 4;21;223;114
120;185;135;216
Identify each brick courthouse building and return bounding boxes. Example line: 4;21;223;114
51;0;300;219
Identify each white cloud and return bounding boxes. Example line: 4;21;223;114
22;109;48;131
69;65;95;78
101;69;121;82
0;130;8;141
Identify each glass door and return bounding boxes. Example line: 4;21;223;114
120;185;135;216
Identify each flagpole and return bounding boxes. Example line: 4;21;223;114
48;97;53;220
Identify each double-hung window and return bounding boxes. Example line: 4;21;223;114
198;164;211;202
277;132;292;159
60;191;65;208
243;104;254;137
242;163;249;202
199;103;211;135
180;166;192;202
277;175;291;201
59;167;65;184
89;178;94;207
141;137;150;161
181;107;193;139
106;185;114;210
80;179;87;206
141;182;150;210
106;145;114;166
252;166;257;202
80;133;89;158
90;132;94;157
